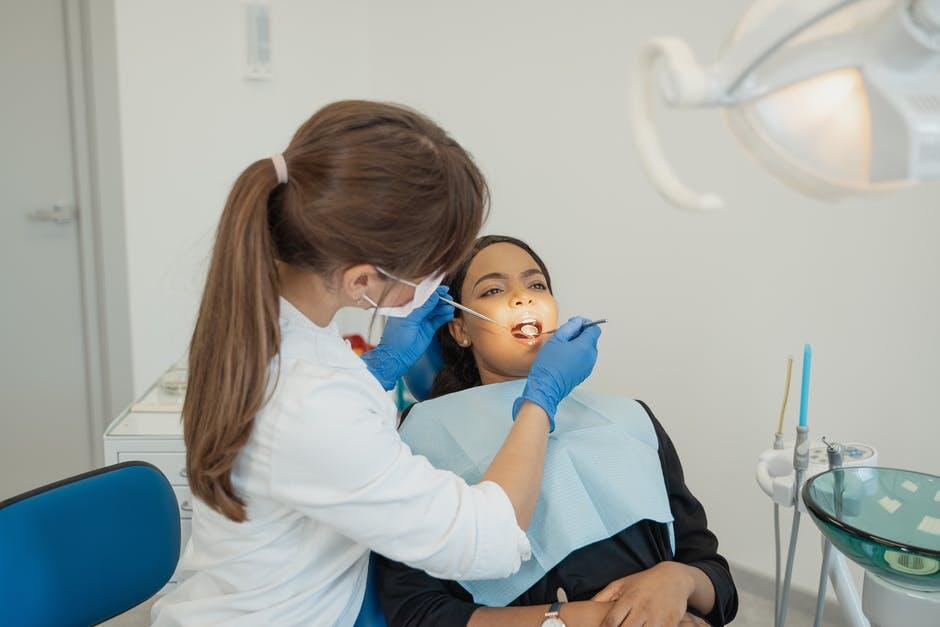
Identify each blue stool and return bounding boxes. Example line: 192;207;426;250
0;462;181;626
356;340;444;626
353;553;388;627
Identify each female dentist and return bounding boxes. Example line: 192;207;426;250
151;101;601;626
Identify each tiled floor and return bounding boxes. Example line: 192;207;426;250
101;598;151;626
102;587;847;626
732;587;845;627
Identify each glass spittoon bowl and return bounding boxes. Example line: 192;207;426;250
803;467;940;592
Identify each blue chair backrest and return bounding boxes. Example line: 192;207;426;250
401;337;444;402
353;553;387;627
0;462;181;626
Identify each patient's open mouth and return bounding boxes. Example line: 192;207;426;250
510;317;543;340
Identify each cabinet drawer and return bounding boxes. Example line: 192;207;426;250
118;451;187;486
173;486;194;519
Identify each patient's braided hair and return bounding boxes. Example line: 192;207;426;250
429;235;553;399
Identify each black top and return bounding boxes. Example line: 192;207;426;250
377;400;738;627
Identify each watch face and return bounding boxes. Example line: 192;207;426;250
541;618;565;627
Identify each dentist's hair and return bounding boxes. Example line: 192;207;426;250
185;100;488;522
430;235;552;399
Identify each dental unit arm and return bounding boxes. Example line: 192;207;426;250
811;439;844;627
632;0;940;210
757;437;878;627
757;345;878;627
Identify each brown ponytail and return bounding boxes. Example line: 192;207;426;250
184;101;488;521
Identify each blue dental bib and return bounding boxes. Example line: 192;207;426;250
399;380;674;606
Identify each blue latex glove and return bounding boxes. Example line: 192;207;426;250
512;317;602;432
362;286;455;391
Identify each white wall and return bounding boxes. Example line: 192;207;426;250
114;0;372;393
366;0;940;599
113;0;940;602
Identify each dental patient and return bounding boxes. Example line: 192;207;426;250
376;236;738;627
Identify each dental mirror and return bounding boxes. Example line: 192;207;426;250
441;295;606;340
511;318;608;339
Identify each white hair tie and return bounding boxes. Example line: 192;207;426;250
270;153;288;184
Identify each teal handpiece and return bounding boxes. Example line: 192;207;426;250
798;343;812;427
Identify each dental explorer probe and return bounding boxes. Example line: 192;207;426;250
441;297;607;340
438;296;502;326
539;319;608;335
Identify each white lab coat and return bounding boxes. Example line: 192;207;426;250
151;299;531;627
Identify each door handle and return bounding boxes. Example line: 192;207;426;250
28;204;76;225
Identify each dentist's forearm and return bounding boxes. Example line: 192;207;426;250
469;601;614;627
480;401;549;530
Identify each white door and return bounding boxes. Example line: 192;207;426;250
0;0;94;499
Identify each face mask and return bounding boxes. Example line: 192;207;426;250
361;267;444;318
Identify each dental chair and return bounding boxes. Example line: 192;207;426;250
353;341;445;627
0;461;180;626
402;338;444;403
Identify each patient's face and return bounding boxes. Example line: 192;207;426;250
449;243;559;384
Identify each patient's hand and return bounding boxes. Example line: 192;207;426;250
679;613;710;626
591;562;696;627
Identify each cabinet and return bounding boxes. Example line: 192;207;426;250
103;371;189;587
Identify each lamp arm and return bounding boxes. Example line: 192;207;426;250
631;1;868;210
711;0;865;98
713;0;940;102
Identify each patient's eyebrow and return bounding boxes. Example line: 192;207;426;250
473;272;509;289
520;268;544;279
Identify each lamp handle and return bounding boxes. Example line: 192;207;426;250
630;38;724;212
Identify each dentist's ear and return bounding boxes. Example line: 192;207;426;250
341;264;381;304
448;317;471;348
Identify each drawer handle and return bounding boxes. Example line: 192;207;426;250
179;468;188;479
180;500;193;513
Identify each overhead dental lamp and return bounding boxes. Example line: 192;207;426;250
632;0;940;210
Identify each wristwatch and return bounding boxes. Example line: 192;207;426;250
540;588;568;626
